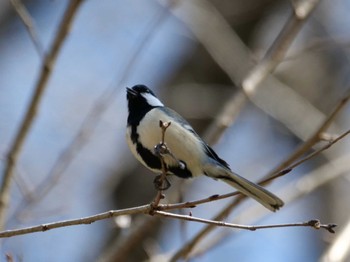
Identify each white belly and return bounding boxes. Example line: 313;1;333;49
126;108;204;176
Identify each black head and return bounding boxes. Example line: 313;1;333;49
126;85;164;125
126;85;156;100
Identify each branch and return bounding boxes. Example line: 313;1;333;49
266;90;350;178
154;210;335;232
10;0;44;57
151;120;172;207
0;0;84;229
320;216;350;261
0;205;150;238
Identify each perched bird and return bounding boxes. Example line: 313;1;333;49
126;85;284;211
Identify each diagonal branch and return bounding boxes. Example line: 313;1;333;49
10;0;44;57
242;0;320;94
0;0;84;229
266;90;350;178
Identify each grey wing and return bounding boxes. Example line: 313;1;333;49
160;107;196;133
160;107;230;170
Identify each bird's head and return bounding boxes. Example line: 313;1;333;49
126;85;164;107
126;85;164;124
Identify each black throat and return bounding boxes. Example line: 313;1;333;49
127;95;159;144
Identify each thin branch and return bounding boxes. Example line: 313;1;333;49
0;205;150;238
284;37;350;61
266;90;350;178
10;0;44;57
0;0;84;229
151;120;172;208
280;129;350;173
320;216;350;262
154;210;335;232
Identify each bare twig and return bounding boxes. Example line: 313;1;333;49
0;0;84;229
321;216;350;262
152;121;172;208
279;129;350;174
266;90;350;178
10;0;44;57
0;205;150;238
154;210;335;232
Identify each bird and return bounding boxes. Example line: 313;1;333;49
126;84;284;211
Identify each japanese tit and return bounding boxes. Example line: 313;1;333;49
126;85;284;211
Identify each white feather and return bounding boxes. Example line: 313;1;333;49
136;108;204;176
141;93;164;107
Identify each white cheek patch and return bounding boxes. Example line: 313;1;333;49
142;93;164;107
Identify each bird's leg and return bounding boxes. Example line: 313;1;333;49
151;121;172;208
153;174;171;191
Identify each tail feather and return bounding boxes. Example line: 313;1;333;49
204;165;284;211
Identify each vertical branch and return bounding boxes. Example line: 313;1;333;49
152;121;172;208
0;0;84;229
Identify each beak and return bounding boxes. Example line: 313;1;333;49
126;87;137;97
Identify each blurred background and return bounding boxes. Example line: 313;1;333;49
0;0;350;261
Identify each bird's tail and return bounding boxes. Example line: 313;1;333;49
204;164;284;211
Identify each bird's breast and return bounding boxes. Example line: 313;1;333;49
137;108;204;176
